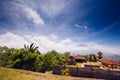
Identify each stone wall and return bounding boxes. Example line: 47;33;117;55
53;65;120;80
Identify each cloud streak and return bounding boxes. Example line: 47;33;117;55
75;24;88;30
25;7;44;26
16;3;44;26
40;0;72;18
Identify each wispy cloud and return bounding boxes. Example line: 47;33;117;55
81;19;120;40
16;3;44;26
40;0;72;18
25;7;44;26
75;24;82;28
75;24;88;30
0;1;44;29
83;25;88;30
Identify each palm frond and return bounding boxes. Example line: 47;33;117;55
24;44;27;50
30;43;34;51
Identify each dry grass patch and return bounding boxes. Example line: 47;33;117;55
0;67;103;80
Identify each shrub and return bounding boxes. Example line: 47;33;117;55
61;68;70;76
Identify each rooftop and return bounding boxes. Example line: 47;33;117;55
99;57;118;65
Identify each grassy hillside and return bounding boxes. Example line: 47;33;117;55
0;67;103;80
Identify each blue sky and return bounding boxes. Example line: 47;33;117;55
0;0;120;55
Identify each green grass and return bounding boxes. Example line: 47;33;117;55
85;62;100;66
0;67;42;80
0;67;100;80
76;62;82;67
66;63;82;68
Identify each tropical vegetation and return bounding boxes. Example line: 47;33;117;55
0;44;70;72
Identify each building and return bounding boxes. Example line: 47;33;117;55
67;56;75;65
99;57;118;69
67;55;86;65
74;55;86;62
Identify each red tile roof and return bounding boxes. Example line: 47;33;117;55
99;57;118;65
68;56;75;61
74;55;86;60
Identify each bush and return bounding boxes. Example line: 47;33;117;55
0;46;69;73
61;68;70;76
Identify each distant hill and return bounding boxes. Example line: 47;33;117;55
107;55;120;63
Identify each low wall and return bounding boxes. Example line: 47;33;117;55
53;65;120;80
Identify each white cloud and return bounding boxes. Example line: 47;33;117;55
6;2;44;26
75;24;82;28
60;39;72;44
49;34;58;40
87;43;120;55
0;32;28;48
40;0;70;17
75;24;88;30
14;3;44;26
25;7;44;26
0;32;120;55
83;26;88;30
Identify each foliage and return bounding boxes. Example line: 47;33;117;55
97;51;103;59
0;46;13;67
8;49;42;71
0;45;108;74
0;46;42;72
89;54;98;62
40;50;69;71
84;55;89;61
0;45;69;72
61;68;70;76
24;43;41;54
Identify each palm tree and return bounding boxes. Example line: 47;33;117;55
97;51;103;59
93;54;97;62
24;43;41;54
89;54;97;62
89;54;93;61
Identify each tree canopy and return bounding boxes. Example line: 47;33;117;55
0;45;69;72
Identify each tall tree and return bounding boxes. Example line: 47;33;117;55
63;52;70;58
89;54;97;62
89;54;93;61
97;51;103;59
0;46;11;67
93;54;97;62
24;43;41;54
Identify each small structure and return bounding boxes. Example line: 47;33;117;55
67;56;75;65
74;55;86;62
99;57;118;69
